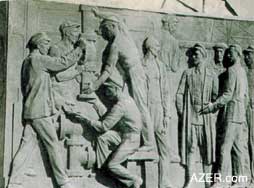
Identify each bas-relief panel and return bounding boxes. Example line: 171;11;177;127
5;1;254;188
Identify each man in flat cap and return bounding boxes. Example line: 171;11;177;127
244;45;254;186
176;43;218;188
201;44;249;188
67;80;143;188
49;21;82;112
8;32;86;188
84;9;156;152
211;43;228;175
212;43;228;76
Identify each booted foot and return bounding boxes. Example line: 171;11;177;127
132;176;143;188
138;145;154;152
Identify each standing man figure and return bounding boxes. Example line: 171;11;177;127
8;32;86;188
160;15;180;72
176;43;218;188
243;45;254;187
83;13;156;151
68;81;143;188
49;21;82;112
201;44;249;188
211;43;228;174
142;36;173;188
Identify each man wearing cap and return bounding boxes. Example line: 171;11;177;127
49;21;82;112
84;10;156;152
176;43;218;188
211;43;228;174
8;32;86;188
201;44;249;187
67;81;143;188
243;45;254;186
160;15;180;72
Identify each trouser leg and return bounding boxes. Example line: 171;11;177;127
96;130;121;169
107;134;140;187
232;124;245;177
128;75;155;147
31;116;69;186
155;130;172;188
219;122;237;180
8;124;37;184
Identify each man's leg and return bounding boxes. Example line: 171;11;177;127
8;124;38;186
213;122;237;187
31;116;69;187
107;133;141;187
96;130;121;169
127;74;155;150
155;129;172;188
184;125;198;188
232;124;246;186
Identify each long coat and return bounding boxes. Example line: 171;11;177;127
176;64;218;166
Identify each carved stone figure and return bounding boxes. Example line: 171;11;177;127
176;43;218;188
7;32;86;188
211;43;228;174
66;81;143;188
142;36;173;188
201;45;249;188
83;11;156;151
243;45;254;187
160;15;180;72
78;31;99;101
49;21;83;112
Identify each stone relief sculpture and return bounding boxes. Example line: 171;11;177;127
66;80;143;188
243;45;254;187
5;3;254;188
82;9;156;152
176;43;218;188
8;32;86;188
159;15;180;72
201;45;249;188
142;36;173;188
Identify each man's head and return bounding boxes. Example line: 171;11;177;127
243;45;254;68
103;81;122;101
224;44;242;67
161;15;178;34
59;21;81;44
26;32;51;55
142;36;160;57
191;43;207;67
213;43;228;64
99;16;119;41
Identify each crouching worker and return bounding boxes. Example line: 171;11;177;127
66;81;143;188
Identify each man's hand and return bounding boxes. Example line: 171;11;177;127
82;82;98;94
199;103;214;115
76;38;87;50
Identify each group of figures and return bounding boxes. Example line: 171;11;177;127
5;7;254;188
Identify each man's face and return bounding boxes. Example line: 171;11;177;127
65;27;80;43
244;51;254;67
226;47;238;64
100;22;116;41
104;86;117;101
192;49;203;66
37;39;51;55
162;20;177;34
214;48;225;63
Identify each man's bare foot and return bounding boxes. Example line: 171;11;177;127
132;176;143;188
